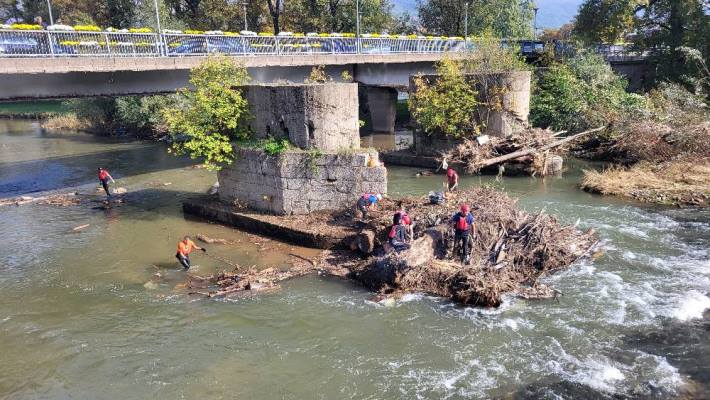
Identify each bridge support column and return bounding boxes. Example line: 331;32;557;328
366;86;398;134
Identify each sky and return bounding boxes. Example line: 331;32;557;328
392;0;584;29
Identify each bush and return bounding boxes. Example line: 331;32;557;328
115;95;180;136
162;56;251;170
62;98;118;132
409;58;480;138
530;51;644;131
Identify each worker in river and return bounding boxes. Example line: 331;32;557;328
451;204;476;264
393;205;413;241
97;167;115;197
356;193;382;221
175;236;207;270
446;167;459;192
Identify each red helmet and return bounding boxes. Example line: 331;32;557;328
460;204;470;213
447;168;455;177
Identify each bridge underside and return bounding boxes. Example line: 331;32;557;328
0;54;444;100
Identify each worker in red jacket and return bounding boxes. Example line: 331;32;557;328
97;167;115;197
451;204;476;264
446;167;459;192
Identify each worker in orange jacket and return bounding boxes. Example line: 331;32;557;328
175;236;206;270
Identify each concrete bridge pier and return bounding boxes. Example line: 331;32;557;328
366;86;398;134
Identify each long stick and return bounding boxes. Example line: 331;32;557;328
474;126;606;169
204;252;242;271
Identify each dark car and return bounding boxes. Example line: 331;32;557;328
0;33;76;56
167;36;250;56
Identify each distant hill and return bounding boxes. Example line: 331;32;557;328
392;0;582;29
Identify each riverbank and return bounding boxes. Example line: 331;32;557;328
582;157;710;207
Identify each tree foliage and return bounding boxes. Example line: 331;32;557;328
409;58;480;138
530;52;645;131
573;0;710;88
162;57;251;170
416;0;534;38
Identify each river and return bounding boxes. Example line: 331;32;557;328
0;120;708;399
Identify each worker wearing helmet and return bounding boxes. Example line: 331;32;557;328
451;204;475;264
446;168;459;192
356;193;382;221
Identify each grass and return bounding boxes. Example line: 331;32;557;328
581;157;710;207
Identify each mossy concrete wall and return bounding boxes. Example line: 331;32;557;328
218;148;387;215
240;83;360;152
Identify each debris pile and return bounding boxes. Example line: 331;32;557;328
443;127;604;175
341;187;597;306
184;187;596;307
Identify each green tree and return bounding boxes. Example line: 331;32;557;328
409;58;480;138
417;0;534;38
573;0;710;88
530;52;645;131
163;57;251;170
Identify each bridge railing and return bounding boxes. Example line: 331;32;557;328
0;30;474;57
0;30;643;60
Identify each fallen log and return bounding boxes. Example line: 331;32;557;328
474;126;605;170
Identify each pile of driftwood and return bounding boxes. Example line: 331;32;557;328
184;188;596;307
343;187;596;306
444;126;605;175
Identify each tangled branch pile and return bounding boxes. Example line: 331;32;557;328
345;188;597;306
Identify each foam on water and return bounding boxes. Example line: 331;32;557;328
670;290;710;321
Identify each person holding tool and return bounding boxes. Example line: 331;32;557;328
175;236;206;270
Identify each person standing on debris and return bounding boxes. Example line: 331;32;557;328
356;193;382;220
446;167;459;192
393;205;413;241
176;236;206;270
451;204;476;264
97;167;116;197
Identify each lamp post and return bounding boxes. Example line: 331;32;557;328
532;1;539;40
242;1;248;31
356;0;361;53
46;0;54;25
464;2;469;49
152;0;163;55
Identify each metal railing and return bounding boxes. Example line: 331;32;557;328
0;30;472;58
0;30;642;60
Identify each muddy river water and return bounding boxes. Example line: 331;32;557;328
0;120;708;399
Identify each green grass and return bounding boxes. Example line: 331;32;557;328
0;100;69;116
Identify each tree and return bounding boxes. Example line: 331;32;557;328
265;0;283;33
163;57;252;170
417;0;534;38
409;58;480;138
573;0;710;88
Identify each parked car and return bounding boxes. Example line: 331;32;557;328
0;33;75;55
167;36;249;55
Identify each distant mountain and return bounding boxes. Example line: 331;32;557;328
392;0;582;29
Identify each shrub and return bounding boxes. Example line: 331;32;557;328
409;57;480;138
162;56;251;170
305;65;331;83
62;98;118;132
115;95;180;136
530;51;644;131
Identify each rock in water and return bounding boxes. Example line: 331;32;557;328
144;281;159;290
207;182;220;195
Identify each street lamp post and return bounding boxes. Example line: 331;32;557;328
152;0;163;55
242;2;248;31
355;0;361;54
46;0;54;26
532;1;539;40
464;2;469;49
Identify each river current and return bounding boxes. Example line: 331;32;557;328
0;120;708;399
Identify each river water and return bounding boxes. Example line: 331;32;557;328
0;121;708;399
